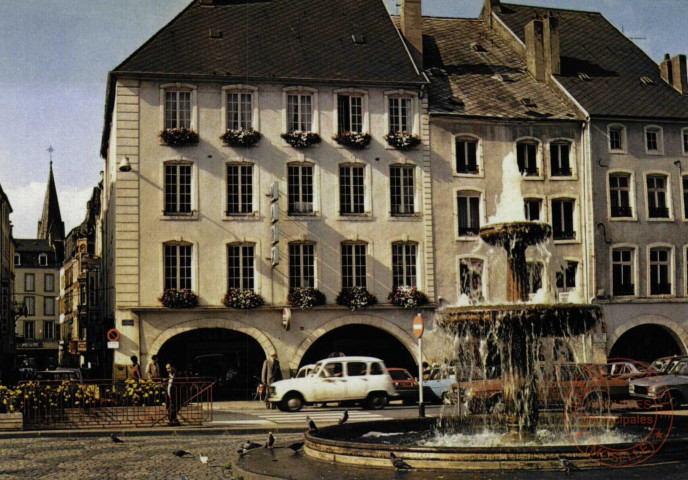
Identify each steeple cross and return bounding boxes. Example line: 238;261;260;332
47;145;54;166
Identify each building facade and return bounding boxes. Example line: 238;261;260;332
0;184;14;382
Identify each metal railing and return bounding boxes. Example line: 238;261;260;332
19;377;213;430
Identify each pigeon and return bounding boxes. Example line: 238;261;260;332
237;440;263;456
199;453;209;465
390;452;412;470
110;433;124;444
180;475;189;480
286;441;304;454
265;432;275;449
306;416;318;433
338;409;349;425
557;456;574;474
172;450;191;458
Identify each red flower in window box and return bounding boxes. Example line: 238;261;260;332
384;131;421;150
220;128;262;147
222;289;264;309
336;286;377;311
288;287;326;310
332;131;371;149
280;131;321;148
388;286;428;309
160;128;199;146
158;288;198;308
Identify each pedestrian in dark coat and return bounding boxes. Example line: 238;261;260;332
261;353;282;408
165;363;181;426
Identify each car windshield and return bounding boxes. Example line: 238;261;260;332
668;360;688;376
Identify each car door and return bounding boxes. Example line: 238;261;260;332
316;361;348;402
346;361;369;400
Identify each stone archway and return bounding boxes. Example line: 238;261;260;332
607;315;688;363
290;314;418;371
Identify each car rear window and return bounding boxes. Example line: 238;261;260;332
370;362;385;375
347;362;367;376
388;370;408;380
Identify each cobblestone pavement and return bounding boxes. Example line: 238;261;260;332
0;431;303;480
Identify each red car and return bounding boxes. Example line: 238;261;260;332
387;368;418;405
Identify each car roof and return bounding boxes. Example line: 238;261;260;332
298;364;316;369
316;356;383;363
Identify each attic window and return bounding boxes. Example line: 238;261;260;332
578;72;591;81
521;98;536;108
471;42;487;53
351;34;366;44
640;76;655;85
208;29;223;39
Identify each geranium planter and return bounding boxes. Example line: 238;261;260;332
160;128;199;146
158;289;199;308
222;289;264;309
281;131;321;148
388;286;429;309
384;131;421;150
332;131;371;149
288;287;326;310
220;128;262;147
336;286;377;311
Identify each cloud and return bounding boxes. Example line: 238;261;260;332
5;182;95;239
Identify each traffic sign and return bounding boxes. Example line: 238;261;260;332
412;314;424;339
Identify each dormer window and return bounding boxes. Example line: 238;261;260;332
38;254;48;266
14;254;20;266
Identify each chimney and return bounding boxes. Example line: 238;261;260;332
484;0;501;17
543;15;560;76
671;54;688;95
525;17;546;82
401;0;423;55
660;54;673;85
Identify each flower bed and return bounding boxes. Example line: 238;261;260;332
160;128;199;146
332;131;371;149
288;287;326;310
383;131;421;150
388;286;429;309
336;286;377;311
220;128;262;147
222;288;264;309
158;288;199;309
0;385;21;413
280;131;321;148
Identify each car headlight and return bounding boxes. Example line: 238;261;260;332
269;386;276;395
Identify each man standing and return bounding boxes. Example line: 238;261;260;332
165;363;180;426
147;355;161;379
261;352;282;409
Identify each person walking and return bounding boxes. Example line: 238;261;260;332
128;355;141;381
165;363;180;426
146;355;161;379
261;352;282;409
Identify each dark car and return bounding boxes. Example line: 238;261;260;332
387;368;418;405
187;354;238;389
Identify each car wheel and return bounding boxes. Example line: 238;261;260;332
661;391;682;411
365;392;388;410
281;392;303;412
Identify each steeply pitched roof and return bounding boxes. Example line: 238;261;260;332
15;239;53;253
114;0;422;85
37;162;64;243
420;17;579;121
14;239;58;268
495;3;688;119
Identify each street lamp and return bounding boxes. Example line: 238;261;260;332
118;157;132;172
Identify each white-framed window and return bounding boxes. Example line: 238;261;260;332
549;141;573;177
24;273;35;292
164;243;193;290
226;164;253;215
644;125;664;154
341;242;367;289
648;245;673;296
457;190;482;238
524;198;543;221
289;243;315;289
339;164;365;216
227;243;255;290
459;257;484;302
44;273;54;292
24;296;35;317
160;83;197;131
335;90;368;134
392;242;418;288
551;198;576;240
454;135;481;175
222;85;258;131
526;262;544;297
164;162;193;215
611;246;636;296
608;172;634;219
645;173;671;219
38;253;48;266
385;90;418;135
43;321;55;340
23;320;35;339
288;163;315;215
556;261;578;293
283;87;318;133
44;297;55;316
607;124;627;153
14;253;20;266
390;165;416;215
516;139;541;177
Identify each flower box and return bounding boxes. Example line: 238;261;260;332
288;287;326;310
280;131;321;148
384;131;421;150
222;289;264;309
388;286;429;309
332;131;371;149
160;128;199;146
336;286;377;311
158;289;199;309
220;128;262;147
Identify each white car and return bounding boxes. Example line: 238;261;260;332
294;364;316;379
268;356;396;412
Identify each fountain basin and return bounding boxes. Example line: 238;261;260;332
480;222;552;248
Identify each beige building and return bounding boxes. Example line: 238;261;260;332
0;183;14;381
100;0;432;387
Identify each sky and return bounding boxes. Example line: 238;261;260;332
0;0;686;238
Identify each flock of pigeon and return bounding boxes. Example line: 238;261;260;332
108;408;415;471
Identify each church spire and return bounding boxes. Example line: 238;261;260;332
37;149;65;247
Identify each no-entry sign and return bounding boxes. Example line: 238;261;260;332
412;314;424;339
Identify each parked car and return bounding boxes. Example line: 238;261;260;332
268;356;396;412
606;360;648;378
629;357;688;410
187;354;238;389
424;366;456;403
34;368;83;382
648;355;688;375
294;364;316;379
387;368;418;405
